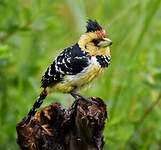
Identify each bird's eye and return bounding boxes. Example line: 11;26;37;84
92;39;102;46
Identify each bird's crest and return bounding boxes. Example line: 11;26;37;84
86;19;102;32
86;19;107;39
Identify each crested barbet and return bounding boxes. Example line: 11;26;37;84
24;19;113;125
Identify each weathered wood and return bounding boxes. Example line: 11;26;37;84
16;97;108;150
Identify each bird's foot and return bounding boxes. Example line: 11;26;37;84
70;92;98;108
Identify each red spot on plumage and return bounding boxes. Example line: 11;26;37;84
96;29;107;39
40;88;47;96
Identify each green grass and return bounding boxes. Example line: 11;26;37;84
0;0;161;149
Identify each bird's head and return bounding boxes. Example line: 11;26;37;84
78;19;112;56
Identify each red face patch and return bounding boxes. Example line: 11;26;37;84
96;29;107;39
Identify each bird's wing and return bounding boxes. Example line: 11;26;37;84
41;43;89;88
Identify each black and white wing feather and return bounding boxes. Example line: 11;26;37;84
41;43;89;88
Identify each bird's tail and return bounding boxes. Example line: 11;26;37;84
23;88;47;125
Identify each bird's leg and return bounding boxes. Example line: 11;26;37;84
70;91;89;101
70;91;98;107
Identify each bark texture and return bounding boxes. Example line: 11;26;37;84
16;97;108;150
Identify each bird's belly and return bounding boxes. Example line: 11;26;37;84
52;64;106;93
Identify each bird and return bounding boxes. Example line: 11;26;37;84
23;19;113;125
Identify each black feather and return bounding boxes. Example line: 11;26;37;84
86;19;102;32
41;43;89;88
92;39;102;46
96;55;110;68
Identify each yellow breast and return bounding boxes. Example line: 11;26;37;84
50;63;106;93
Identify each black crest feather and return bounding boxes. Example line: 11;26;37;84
86;19;102;32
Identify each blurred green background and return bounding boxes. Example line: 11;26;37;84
0;0;161;149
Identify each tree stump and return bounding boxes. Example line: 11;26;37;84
16;97;108;150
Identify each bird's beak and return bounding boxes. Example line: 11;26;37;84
98;38;113;47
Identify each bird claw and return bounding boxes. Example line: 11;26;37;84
70;91;98;108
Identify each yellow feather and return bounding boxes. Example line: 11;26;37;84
50;64;106;93
78;32;110;56
49;31;110;93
